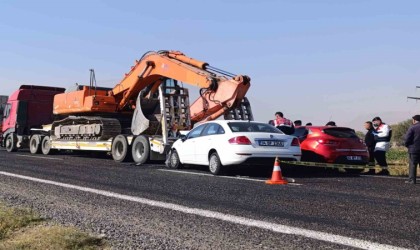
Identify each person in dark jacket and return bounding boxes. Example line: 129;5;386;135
364;121;376;173
403;115;420;184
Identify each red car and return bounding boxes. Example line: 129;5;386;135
293;126;369;167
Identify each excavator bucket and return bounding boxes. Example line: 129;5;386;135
131;93;151;136
131;80;191;137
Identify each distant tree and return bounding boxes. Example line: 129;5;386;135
391;119;412;146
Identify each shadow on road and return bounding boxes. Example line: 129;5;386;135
180;163;362;179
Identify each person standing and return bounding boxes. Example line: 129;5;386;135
274;112;295;135
372;117;392;175
403;115;420;184
364;121;376;173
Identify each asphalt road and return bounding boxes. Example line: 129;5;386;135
0;148;418;249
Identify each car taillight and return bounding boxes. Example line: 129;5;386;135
291;138;300;146
228;136;252;145
317;139;339;145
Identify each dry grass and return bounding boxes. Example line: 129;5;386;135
386;147;420;176
0;205;42;240
0;204;106;250
387;147;409;166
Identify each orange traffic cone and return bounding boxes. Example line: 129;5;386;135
266;157;288;185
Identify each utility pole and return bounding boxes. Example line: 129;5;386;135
407;86;420;101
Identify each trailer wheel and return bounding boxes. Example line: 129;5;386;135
5;133;18;152
112;135;131;162
41;136;54;155
131;136;150;165
29;135;42;154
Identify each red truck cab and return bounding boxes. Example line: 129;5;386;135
0;95;8;142
2;85;65;151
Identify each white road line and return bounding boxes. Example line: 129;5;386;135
0;171;406;250
158;169;302;185
360;175;407;180
16;154;62;161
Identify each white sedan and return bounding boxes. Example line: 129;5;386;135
167;120;301;175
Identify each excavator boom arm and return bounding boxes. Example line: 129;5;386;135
53;50;251;125
112;51;217;110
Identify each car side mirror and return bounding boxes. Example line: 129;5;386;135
180;134;187;142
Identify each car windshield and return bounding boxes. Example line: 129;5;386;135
323;128;358;139
228;122;283;133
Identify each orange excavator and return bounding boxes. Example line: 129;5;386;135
32;50;253;164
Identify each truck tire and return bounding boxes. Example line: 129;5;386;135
131;136;150;165
112;135;131;162
209;152;223;175
5;133;18;152
41;136;54;155
29;135;42;154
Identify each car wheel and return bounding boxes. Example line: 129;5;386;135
168;150;183;169
29;135;42;154
5;133;18;152
209;152;223;175
111;135;131;162
131;136;150;165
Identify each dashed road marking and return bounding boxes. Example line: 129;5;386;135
16;154;63;161
0;170;406;250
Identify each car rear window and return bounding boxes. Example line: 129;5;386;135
323;128;358;138
292;127;308;137
228;122;282;133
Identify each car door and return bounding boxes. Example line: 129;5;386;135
180;124;206;163
196;123;225;164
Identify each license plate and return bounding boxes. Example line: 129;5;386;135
259;140;284;147
347;156;362;161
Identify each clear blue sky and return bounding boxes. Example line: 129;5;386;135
1;0;419;130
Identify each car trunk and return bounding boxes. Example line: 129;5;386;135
245;132;291;149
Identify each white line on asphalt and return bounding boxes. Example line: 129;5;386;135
0;171;406;250
360;175;407;180
158;169;302;185
16;154;62;161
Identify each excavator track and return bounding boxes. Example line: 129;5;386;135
52;116;121;141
